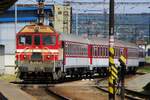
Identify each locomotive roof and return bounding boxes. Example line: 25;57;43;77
18;24;55;33
60;33;138;49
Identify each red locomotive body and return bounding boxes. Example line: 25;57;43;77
15;24;62;80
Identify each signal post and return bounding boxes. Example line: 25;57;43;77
119;55;127;100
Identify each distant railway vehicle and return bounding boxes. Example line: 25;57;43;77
146;44;150;63
138;48;146;66
15;24;145;80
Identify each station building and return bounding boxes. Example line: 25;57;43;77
69;1;150;42
0;1;71;74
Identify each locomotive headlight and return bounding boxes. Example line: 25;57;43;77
24;55;26;58
47;55;51;58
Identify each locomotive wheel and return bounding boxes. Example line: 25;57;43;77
57;69;63;79
52;72;58;80
52;69;63;80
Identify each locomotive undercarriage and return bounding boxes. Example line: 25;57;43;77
16;60;64;81
16;60;138;81
64;66;109;78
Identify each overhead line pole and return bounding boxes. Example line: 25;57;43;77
108;0;117;100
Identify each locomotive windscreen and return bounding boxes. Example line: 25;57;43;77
34;35;40;45
42;35;56;45
19;35;32;45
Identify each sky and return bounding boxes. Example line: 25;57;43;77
17;0;150;4
16;0;150;14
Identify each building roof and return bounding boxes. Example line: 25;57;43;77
0;0;17;13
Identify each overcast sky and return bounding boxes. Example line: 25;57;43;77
17;0;150;4
16;0;150;14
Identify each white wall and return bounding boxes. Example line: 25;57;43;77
0;45;5;74
0;22;30;74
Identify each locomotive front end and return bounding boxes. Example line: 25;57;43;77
15;25;61;80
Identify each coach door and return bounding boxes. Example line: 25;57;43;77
123;48;128;60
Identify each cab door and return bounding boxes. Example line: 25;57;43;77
123;48;128;60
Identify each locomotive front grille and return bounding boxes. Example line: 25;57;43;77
31;52;42;61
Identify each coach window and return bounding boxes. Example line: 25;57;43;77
73;44;76;55
65;44;68;55
94;47;97;57
43;35;56;45
19;35;32;45
115;48;117;57
92;47;94;56
102;47;105;57
84;48;87;56
106;48;108;57
100;47;102;57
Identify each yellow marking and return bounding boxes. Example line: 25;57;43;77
109;87;114;94
111;70;118;79
109;77;114;84
109;47;114;55
111;65;118;74
108;67;111;72
109;57;114;64
120;55;126;64
111;75;116;80
115;64;118;68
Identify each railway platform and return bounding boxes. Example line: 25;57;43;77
0;80;36;100
126;73;150;93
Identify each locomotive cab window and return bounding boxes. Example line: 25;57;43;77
19;35;32;45
34;35;40;45
42;35;56;45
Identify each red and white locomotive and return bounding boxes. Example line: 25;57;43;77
15;24;144;80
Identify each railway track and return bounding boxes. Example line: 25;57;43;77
20;84;71;100
125;89;150;100
96;86;150;100
96;80;150;100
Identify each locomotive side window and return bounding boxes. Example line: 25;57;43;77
43;35;56;45
34;35;40;45
19;35;32;45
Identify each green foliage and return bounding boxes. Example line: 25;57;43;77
0;74;19;82
145;57;150;63
138;66;150;73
